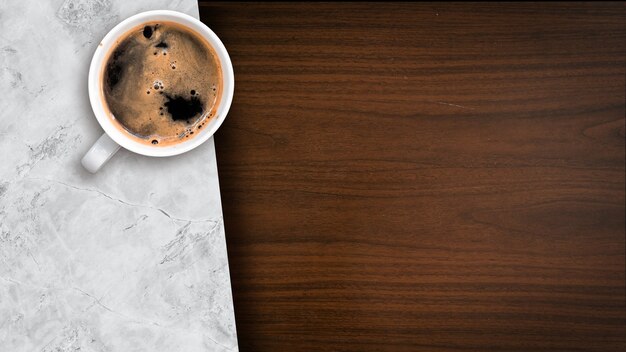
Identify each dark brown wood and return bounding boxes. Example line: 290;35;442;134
198;3;626;351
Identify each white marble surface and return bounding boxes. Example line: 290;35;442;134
0;1;238;350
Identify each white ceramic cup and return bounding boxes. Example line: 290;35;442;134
81;10;234;173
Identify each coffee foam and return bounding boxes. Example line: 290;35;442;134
100;21;222;146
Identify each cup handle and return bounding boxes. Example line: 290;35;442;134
81;133;120;173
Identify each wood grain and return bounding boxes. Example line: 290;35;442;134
198;3;626;351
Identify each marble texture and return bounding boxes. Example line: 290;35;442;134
0;1;238;350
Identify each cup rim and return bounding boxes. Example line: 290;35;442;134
88;10;234;157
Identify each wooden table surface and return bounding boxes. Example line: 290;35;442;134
199;3;626;351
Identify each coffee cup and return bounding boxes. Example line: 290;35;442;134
82;10;234;173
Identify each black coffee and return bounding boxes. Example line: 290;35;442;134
102;21;222;146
